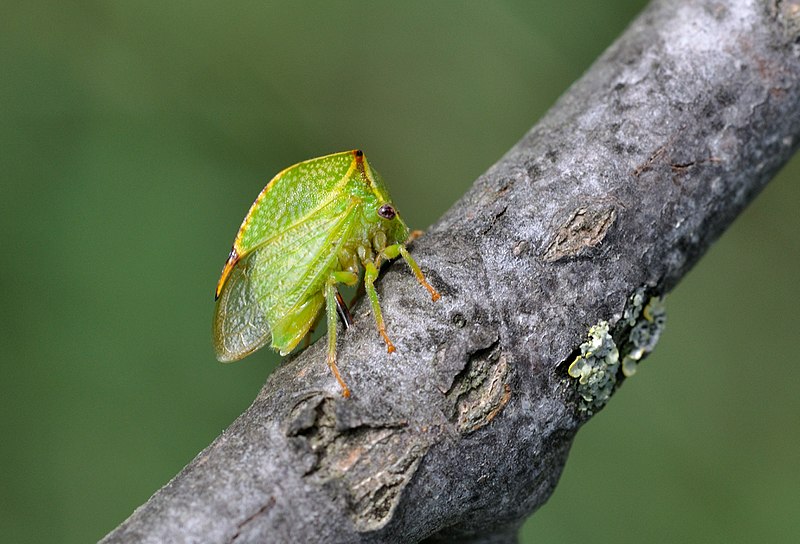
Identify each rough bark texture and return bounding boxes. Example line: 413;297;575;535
102;1;800;542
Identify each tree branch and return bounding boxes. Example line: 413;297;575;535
102;1;800;542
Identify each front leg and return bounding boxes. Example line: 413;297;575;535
378;243;441;301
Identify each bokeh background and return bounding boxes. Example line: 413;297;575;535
2;1;798;542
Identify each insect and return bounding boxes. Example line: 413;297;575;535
213;150;440;397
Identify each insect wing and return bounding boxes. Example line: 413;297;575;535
215;197;359;359
236;151;357;252
213;251;272;362
255;199;359;353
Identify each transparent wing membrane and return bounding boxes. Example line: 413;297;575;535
213;251;272;362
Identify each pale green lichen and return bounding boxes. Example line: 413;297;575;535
568;321;620;414
621;293;666;377
622;288;647;327
568;288;667;413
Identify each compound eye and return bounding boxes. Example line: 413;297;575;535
377;204;396;220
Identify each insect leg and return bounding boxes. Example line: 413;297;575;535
380;244;441;301
364;261;396;353
324;279;351;398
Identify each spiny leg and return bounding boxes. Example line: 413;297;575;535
364;261;395;353
379;243;441;301
324;279;350;398
309;289;351;349
399;246;440;301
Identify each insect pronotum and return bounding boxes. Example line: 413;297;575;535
213;150;440;397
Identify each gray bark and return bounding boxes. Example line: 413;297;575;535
101;0;800;542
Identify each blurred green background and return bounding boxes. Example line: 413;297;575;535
2;1;798;542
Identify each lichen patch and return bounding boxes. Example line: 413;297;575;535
621;293;667;377
567;322;620;414
566;287;667;414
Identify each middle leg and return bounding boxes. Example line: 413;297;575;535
364;261;395;353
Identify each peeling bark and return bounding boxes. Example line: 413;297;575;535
102;1;800;542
